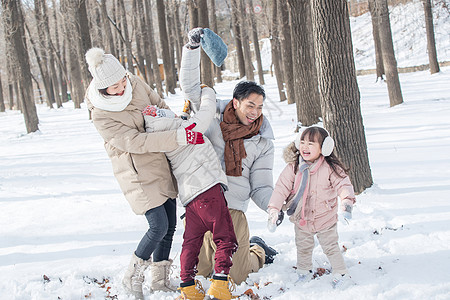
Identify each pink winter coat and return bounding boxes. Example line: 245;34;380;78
269;158;356;233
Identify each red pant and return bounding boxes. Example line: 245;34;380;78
180;184;238;282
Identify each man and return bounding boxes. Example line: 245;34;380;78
197;81;277;285
180;28;277;286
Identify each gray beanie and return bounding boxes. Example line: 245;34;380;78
85;47;126;89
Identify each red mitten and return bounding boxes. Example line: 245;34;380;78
185;123;204;144
142;105;157;116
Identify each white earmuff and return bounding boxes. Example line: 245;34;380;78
294;126;335;156
321;135;335;157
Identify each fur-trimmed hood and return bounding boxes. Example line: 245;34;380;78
283;142;299;165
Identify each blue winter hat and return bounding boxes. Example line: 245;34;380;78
200;28;228;67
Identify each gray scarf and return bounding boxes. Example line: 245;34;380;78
286;156;325;225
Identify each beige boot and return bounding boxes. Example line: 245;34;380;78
149;259;177;292
122;253;151;299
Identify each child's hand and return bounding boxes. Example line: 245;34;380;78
156;108;176;118
342;204;352;220
185;123;204;144
267;207;283;232
339;202;353;225
188;27;204;49
142;105;157;116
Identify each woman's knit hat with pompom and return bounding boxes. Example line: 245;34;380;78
85;47;126;89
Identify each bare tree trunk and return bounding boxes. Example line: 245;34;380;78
52;0;68;102
156;0;176;94
188;0;199;28
197;0;214;87
230;0;245;79
13;81;20;111
288;0;321;127
78;0;92;88
31;73;44;104
24;23;53;108
137;0;154;84
34;0;55;107
270;0;286;101
278;0;294;104
423;0;439;74
237;0;254;81
0;73;5;112
100;0;116;56
61;0;85;108
8;82;14;109
145;0;164;97
172;0;184;82
2;0;39;133
311;0;372;194
40;0;62;108
208;0;222;83
113;0;124;68
86;0;103;48
133;0;146;80
249;0;265;85
166;3;178;83
118;0;134;73
376;0;403;107
368;0;385;81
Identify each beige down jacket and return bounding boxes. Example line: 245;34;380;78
144;87;227;207
85;73;179;215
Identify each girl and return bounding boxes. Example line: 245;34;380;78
267;126;355;288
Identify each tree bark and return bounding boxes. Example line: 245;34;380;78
230;0;245;79
269;0;286;101
144;0;164;97
166;3;177;84
368;0;385;81
137;0;154;84
1;0;39;133
311;0;373;194
8;83;14;109
288;0;321;127
156;0;176;94
423;0;439;74
34;0;55;107
61;0;85;108
40;0;62;107
278;0;294;104
78;0;92;88
188;0;199;28
24;22;53;108
376;0;403;107
208;0;222;83
52;0;68;103
249;0;265;85
237;0;254;81
133;0;146;79
172;0;184;82
118;0;134;73
198;0;214;87
0;73;5;112
100;0;116;56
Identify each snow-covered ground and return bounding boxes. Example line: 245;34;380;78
1;1;450;299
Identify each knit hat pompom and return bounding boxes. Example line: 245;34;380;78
85;47;126;89
85;47;105;68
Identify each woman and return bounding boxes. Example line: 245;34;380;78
84;47;204;299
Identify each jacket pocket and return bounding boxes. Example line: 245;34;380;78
129;153;138;174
